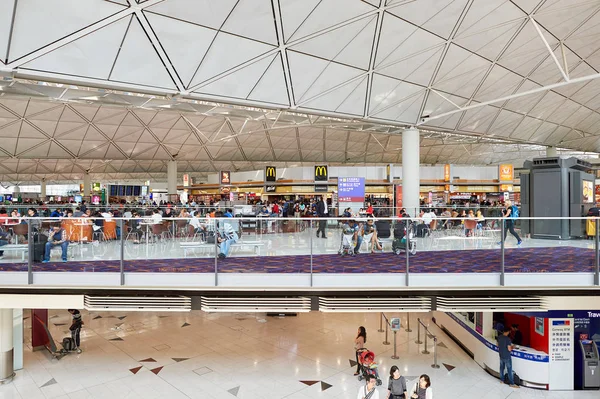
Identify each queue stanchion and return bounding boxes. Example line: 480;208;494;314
415;318;422;344
390;317;400;359
431;337;440;369
383;316;390;345
391;331;399;359
422;330;430;355
405;312;412;332
378;312;384;333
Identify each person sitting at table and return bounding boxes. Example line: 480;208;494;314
50;208;62;218
151;208;162;224
364;218;382;252
129;212;144;244
10;209;20;221
73;207;84;217
465;210;476;237
215;211;238;259
189;211;206;240
0;208;8;225
476;209;485;231
43;224;68;263
65;209;74;218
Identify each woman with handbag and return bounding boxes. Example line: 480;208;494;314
353;326;367;376
410;375;432;399
387;365;407;399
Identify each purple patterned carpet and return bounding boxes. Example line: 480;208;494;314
0;246;594;274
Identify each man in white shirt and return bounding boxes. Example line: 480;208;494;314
422;209;436;226
357;375;379;399
151;209;162;224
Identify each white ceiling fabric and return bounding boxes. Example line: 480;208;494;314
1;0;600;182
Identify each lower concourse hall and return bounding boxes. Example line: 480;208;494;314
2;310;597;399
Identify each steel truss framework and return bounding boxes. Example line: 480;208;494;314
1;0;600;182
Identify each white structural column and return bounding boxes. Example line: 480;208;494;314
12;186;19;198
402;128;420;216
0;308;14;383
167;161;178;196
546;146;558;157
40;179;46;200
83;173;91;197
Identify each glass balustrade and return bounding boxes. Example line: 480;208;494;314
0;215;597;287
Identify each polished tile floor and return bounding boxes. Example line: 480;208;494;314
2;310;598;399
0;223;595;264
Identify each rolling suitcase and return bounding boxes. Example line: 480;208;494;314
62;337;76;351
32;242;45;262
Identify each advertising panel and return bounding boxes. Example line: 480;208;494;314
220;171;231;185
183;174;190;187
390;318;401;331
548;318;574;390
583;180;593;203
499;164;514;181
338;177;365;202
265;166;277;182
444;164;451;182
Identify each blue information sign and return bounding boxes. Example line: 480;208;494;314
338;177;365;202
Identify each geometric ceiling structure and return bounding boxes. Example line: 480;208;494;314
2;0;600;182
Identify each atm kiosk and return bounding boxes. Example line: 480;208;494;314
579;340;600;389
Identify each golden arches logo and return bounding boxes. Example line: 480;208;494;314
315;166;327;178
265;166;276;179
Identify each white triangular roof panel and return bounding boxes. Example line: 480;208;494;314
110;17;175;89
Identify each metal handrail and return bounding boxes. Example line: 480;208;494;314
417;318;440;369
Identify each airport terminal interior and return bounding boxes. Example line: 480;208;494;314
3;0;600;397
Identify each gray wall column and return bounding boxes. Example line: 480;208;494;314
167;161;178;196
0;308;14;383
402;128;420;216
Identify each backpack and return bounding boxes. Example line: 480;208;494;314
510;205;519;219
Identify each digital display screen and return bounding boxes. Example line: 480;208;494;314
110;185;117;196
133;186;141;196
583;180;593;203
118;185;126;196
125;186;133;196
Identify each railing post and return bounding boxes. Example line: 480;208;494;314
391;330;399;359
383;319;390;345
422;330;430;354
378;312;384;333
120;219;124;286
500;218;505;286
214;221;218;287
405;312;412;332
594;218;600;285
310;219;313;287
405;219;410;286
431;337;440;369
415;320;422;344
27;221;33;285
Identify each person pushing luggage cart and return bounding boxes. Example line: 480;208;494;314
68;309;83;353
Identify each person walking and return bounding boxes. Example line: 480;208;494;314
316;196;327;239
409;375;432;399
68;309;83;353
357;374;379;399
498;200;522;246
387;365;407;399
498;327;519;388
354;326;367;376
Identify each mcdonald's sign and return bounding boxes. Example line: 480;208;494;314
265;166;277;182
314;165;328;182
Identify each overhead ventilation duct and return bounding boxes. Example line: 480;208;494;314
200;296;311;313
319;297;431;312
435;296;547;312
84;295;191;312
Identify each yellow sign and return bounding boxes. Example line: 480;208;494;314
265;166;276;182
314;165;328;182
499;164;513;181
500;184;513;192
444;164;450;182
